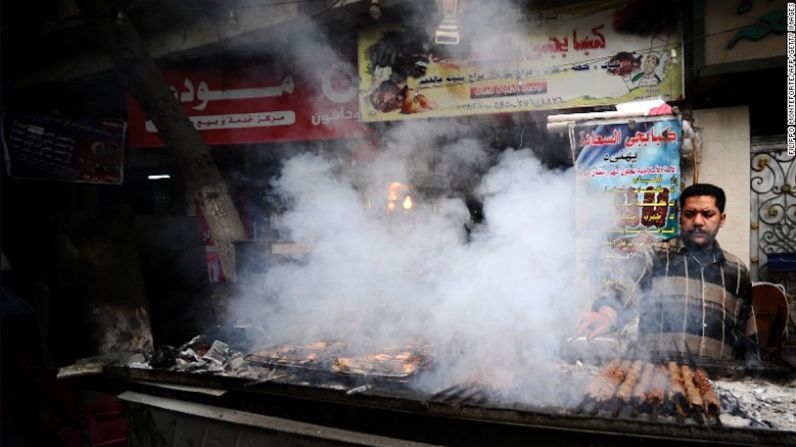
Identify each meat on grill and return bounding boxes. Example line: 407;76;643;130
667;361;686;401
646;365;668;404
587;360;630;402
680;365;704;409
247;341;428;378
615;360;643;402
694;369;721;417
331;352;422;376
631;362;655;402
582;360;721;422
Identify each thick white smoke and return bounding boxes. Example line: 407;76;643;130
230;120;613;405
227;0;616;406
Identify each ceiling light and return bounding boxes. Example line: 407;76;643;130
370;0;382;20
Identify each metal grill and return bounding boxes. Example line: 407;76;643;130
244;340;432;383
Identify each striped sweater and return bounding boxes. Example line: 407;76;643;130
594;238;759;360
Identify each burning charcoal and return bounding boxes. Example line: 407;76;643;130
718;388;770;428
180;348;203;363
228;354;247;371
124;353;149;369
174;358;205;373
205;361;225;374
203;340;230;365
150;345;178;369
179;335;211;356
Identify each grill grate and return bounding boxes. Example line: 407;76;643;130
245;340;432;381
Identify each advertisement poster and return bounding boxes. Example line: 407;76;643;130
570;117;681;253
127;64;364;147
358;0;683;122
2;112;125;184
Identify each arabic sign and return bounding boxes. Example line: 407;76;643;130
2;111;125;184
127;64;364;147
358;1;683;122
571;117;681;253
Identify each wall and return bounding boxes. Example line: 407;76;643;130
692;106;751;264
703;0;786;66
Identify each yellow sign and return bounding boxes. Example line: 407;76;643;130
358;1;683;122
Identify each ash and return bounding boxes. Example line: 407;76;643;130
715;378;796;431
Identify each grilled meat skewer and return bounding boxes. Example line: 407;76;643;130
667;361;686;402
615;361;643;402
632;363;656;402
595;361;631;402
584;360;620;399
646;365;668;404
680;365;704;409
694;369;721;417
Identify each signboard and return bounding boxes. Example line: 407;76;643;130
127;64;364;147
703;0;786;66
358;1;683;122
570;117;681;253
2;112;125;184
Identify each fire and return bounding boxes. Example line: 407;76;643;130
402;195;413;210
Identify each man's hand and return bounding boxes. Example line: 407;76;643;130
576;306;618;341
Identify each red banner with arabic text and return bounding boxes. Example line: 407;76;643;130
127;65;364;147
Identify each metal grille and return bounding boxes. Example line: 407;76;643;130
750;136;796;336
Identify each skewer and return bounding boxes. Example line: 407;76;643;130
661;400;674;419
691;406;705;425
612;400;625;418
673;403;686;424
631;400;640;417
575;396;601;414
574;397;590;414
345;384;372;395
694;368;721;417
439;385;472;403
589;400;603;416
650;401;660;422
466;390;489;406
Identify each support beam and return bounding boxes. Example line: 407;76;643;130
76;0;246;281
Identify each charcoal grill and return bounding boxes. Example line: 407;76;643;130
83;362;796;447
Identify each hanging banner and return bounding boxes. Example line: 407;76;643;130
2;112;125;184
358;0;683;122
127;64;364;147
570;116;681;253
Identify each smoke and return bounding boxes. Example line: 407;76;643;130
230;124;613;406
226;0;617;407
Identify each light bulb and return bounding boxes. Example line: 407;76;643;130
370;0;381;19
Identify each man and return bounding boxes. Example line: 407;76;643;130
578;183;759;360
631;53;662;87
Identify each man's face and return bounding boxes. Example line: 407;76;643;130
643;56;658;75
680;195;726;249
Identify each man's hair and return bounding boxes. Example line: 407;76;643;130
680;183;726;213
